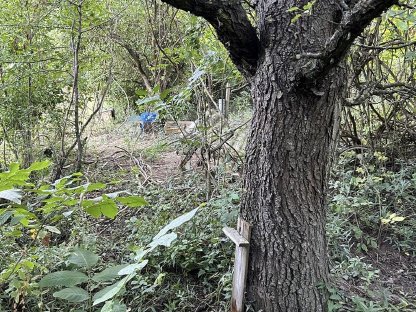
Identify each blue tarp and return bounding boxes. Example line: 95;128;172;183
139;112;157;125
128;112;158;129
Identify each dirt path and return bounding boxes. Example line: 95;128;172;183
86;122;182;184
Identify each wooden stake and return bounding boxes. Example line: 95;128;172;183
225;82;231;119
223;217;251;312
223;227;249;247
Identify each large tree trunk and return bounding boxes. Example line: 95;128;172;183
241;67;344;311
239;3;344;310
160;0;397;310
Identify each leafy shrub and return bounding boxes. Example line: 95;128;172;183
0;161;148;310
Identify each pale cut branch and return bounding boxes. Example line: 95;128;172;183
300;0;398;82
160;0;259;77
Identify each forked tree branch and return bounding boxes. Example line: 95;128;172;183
160;0;260;77
300;0;398;82
109;33;153;92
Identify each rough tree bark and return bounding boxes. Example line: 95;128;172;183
161;0;398;310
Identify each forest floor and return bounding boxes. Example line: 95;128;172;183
77;119;416;311
86;121;185;183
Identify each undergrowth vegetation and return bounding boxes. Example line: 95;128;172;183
327;152;416;311
0;0;415;311
1;139;415;311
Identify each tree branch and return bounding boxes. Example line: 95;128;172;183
300;0;398;82
109;33;153;92
344;82;416;106
160;0;260;77
354;40;416;50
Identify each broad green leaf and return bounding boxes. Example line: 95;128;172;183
153;207;198;240
14;208;37;219
53;287;89;303
65;185;85;194
53;176;71;189
19;218;30;227
92;265;130;282
63;199;79;206
63;210;74;217
92;275;132;306
90;191;130;203
381;218;390;224
152;84;160;94
0;164;31;191
101;301;127;312
28;161;51;171
391;216;405;222
160;88;172;100
43;196;64;204
287;6;300;12
101;200;118;219
0;189;22;204
395;20;409;32
136;95;160;106
6;229;23;237
133;249;148;262
21;260;35;270
116;196;148;208
10;216;22;226
38;184;51;191
44;225;61;234
9;163;19;172
39;271;88;287
361;243;368;252
303;0;316;11
291;14;302;23
85;206;102;218
117;260;148;275
68;249;99;269
86;183;106;192
135;88;148;97
149;233;177;249
0;210;13;225
154;272;166;286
